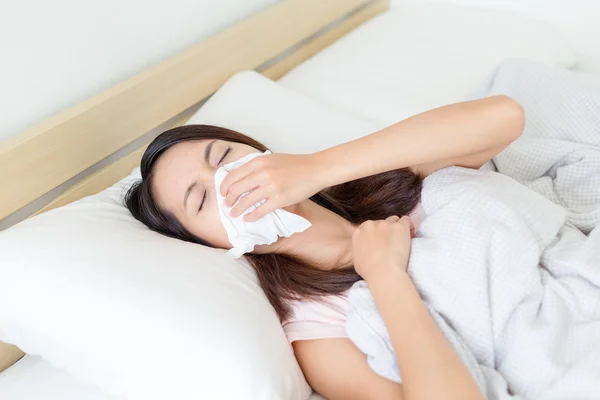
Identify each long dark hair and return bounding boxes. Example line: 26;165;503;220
125;125;422;321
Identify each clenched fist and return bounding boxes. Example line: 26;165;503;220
352;215;414;283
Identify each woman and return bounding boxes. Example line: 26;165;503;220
126;95;524;400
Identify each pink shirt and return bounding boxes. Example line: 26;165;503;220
282;294;349;343
282;204;426;344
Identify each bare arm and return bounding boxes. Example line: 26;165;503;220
352;216;484;400
295;217;484;400
293;338;404;400
319;95;524;182
222;96;524;221
296;275;484;400
369;269;483;400
293;275;483;400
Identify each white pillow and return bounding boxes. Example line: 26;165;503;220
0;71;379;400
279;5;578;125
188;72;380;150
0;356;113;400
0;355;329;400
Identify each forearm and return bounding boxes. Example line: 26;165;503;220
369;269;484;400
316;95;523;186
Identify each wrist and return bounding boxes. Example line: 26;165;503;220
366;265;410;287
367;268;421;315
310;149;339;189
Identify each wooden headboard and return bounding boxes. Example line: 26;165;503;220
0;0;388;373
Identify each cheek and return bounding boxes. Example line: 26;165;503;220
186;196;231;249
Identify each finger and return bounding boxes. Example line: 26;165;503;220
224;174;263;207
400;215;414;226
243;199;275;222
400;215;415;233
385;215;400;222
229;188;268;218
220;163;255;197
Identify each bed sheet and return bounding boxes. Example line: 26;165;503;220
278;5;576;127
0;355;326;400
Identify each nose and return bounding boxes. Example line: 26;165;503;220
197;165;218;188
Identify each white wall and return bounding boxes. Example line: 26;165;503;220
0;0;280;141
391;0;600;73
4;0;597;143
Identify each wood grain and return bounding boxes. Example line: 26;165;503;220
0;343;24;374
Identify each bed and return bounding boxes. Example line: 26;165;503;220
1;0;593;398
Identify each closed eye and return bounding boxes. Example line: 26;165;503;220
217;147;232;166
197;191;207;214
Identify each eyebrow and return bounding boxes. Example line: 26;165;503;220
183;181;198;210
204;139;216;164
183;140;216;210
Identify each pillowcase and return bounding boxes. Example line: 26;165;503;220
0;356;113;400
188;71;381;150
279;4;578;125
0;71;379;399
0;355;329;400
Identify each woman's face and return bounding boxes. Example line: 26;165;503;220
152;139;259;248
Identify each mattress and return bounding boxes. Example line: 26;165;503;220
0;355;327;400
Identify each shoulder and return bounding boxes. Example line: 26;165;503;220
282;294;349;344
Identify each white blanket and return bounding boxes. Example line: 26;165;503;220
346;60;600;399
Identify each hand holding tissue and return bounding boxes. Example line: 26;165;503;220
214;151;312;258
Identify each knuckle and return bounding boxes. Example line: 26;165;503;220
225;171;238;184
233;200;243;210
229;183;240;197
220;181;230;195
239;196;250;208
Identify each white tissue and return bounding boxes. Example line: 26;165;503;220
214;151;312;258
